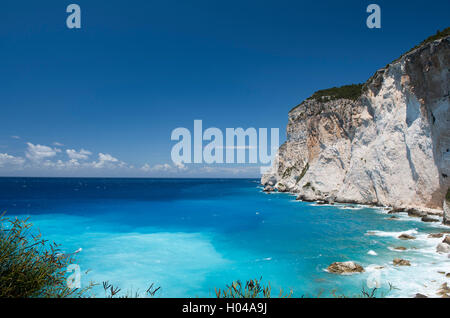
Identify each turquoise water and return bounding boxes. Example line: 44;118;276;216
1;178;449;297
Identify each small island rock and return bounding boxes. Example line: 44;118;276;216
327;261;364;274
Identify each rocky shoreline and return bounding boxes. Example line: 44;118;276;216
263;184;446;223
262;186;450;297
260;29;450;298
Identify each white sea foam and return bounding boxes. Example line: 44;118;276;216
367;250;378;256
366;229;418;238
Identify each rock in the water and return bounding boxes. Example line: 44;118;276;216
388;216;399;220
388;208;406;214
436;243;450;254
263;185;274;193
414;293;428;298
407;209;427;218
393;246;407;251
327;261;364;274
398;234;416;240
443;235;450;245
393;258;411;266
261;175;277;187
421;216;439;223
446;273;450;278
428;233;444;238
437;283;450;297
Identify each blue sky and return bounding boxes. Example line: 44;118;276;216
0;0;449;177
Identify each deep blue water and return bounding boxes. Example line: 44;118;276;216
1;178;449;297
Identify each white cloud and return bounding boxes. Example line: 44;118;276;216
199;166;260;175
92;153;126;169
152;163;172;171
140;163;188;173
141;163;151;172
0;153;25;168
66;149;92;160
53;142;64;146
39;158;82;170
11;135;21;140
140;162;188;173
99;153;118;163
174;162;187;171
25;143;60;161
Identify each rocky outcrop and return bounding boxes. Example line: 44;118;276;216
263;185;274;193
393;258;411;266
436;243;450;253
421;216;439;222
437;283;450;298
262;33;450;211
443;235;450;245
327;261;364;274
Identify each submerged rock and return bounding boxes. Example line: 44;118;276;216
398;234;416;240
428;233;444;238
393;246;407;251
327;261;364;274
393;258;411;266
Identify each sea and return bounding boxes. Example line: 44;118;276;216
1;177;449;298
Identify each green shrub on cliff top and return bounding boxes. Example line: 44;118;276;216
306;84;363;102
295;28;450;108
420;27;450;46
392;27;449;63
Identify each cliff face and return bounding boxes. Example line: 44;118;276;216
445;190;450;224
262;35;450;210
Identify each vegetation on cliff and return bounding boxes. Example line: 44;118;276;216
393;27;450;63
295;27;449;109
0;215;93;298
305;84;363;103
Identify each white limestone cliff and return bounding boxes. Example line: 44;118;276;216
262;35;449;211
